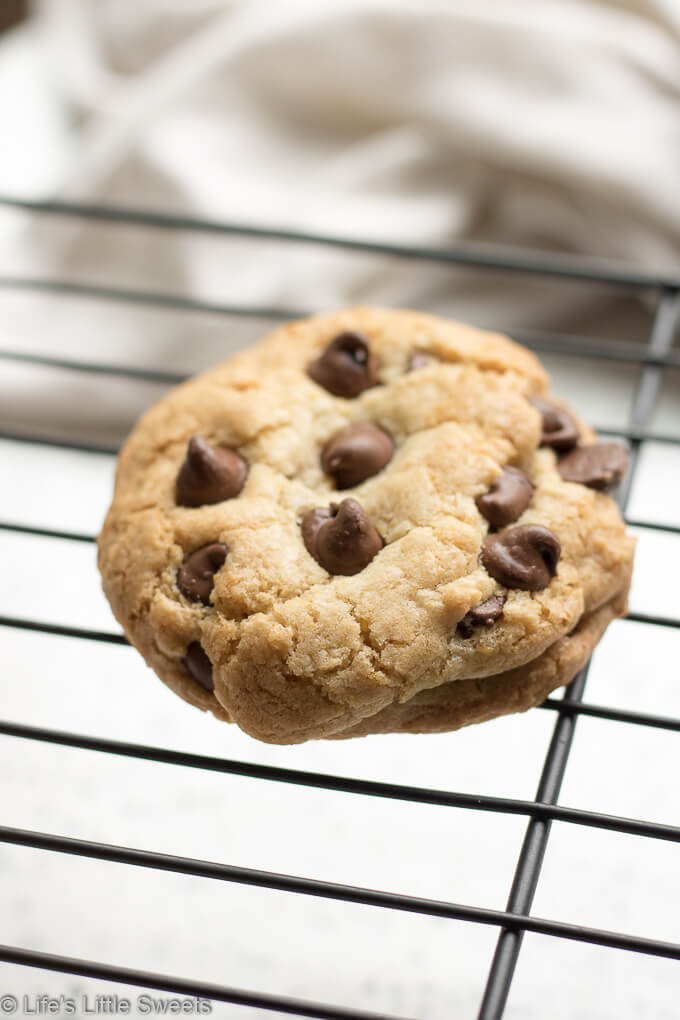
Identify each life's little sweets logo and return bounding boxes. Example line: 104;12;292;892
0;994;212;1016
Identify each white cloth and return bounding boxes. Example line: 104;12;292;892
0;0;679;446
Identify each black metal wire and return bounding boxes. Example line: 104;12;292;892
539;698;680;733
625;611;680;630
626;519;680;535
0;614;126;644
617;290;680;510
1;825;678;963
1;301;680;375
508;327;680;369
0;274;304;322
1;194;679;288
0;521;95;543
0;346;188;385
1;198;679;1018
476;667;590;1019
0;429;118;455
476;287;680;1019
0;944;407;1020
1;720;678;843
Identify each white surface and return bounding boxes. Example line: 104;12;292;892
1;3;680;1018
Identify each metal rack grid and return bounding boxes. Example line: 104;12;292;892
0;195;678;1020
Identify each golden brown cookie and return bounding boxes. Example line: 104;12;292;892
331;583;629;738
98;308;635;743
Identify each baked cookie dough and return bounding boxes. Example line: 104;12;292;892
98;308;635;743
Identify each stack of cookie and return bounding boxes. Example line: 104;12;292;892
99;309;635;743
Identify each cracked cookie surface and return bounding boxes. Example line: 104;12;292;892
98;307;635;743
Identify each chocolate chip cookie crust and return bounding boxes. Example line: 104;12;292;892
98;307;635;743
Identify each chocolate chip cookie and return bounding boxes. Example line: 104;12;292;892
98;308;635;743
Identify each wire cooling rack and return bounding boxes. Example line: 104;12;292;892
0;195;678;1020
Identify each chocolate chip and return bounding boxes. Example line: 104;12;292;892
307;331;378;397
458;594;506;639
321;423;394;488
301;498;383;575
557;442;629;491
177;543;228;605
301;506;334;551
481;524;561;590
408;352;430;371
476;467;534;530
183;642;214;692
529;396;579;451
175;435;247;507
